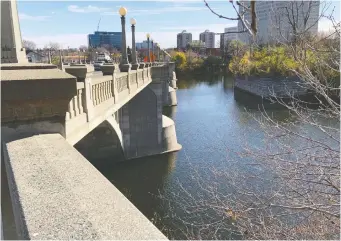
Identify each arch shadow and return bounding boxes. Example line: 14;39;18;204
74;115;125;164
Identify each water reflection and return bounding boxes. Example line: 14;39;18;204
91;74;336;240
163;106;177;119
93;153;178;219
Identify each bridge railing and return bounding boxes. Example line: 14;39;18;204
91;76;113;106
64;63;170;141
116;73;129;93
66;82;85;120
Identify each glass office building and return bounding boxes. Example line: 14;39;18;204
88;31;122;50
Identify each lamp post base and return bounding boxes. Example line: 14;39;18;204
119;63;131;72
131;63;140;70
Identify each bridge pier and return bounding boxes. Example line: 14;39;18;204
75;69;181;162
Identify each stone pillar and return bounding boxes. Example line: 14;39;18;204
131;23;139;70
147;36;151;63
151;40;154;63
64;65;87;82
119;14;131;72
1;0;28;63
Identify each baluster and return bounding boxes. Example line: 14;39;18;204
105;81;108;99
103;82;107;101
96;84;100;105
102;82;106;101
109;80;113;98
99;83;103;104
112;72;117;103
105;81;110;100
99;83;103;103
72;96;78;116
78;89;84;114
69;98;75;118
104;82;107;100
127;73;130;93
109;80;113;97
105;81;108;100
92;85;96;106
84;78;94;121
103;82;106;101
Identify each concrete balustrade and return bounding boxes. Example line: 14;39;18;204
66;82;85;120
1;0;178;237
1;62;180;240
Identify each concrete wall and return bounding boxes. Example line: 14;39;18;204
2;134;167;240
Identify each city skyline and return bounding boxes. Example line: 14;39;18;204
18;0;340;49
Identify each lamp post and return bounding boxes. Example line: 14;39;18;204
119;7;131;72
151;39;154;63
157;43;160;62
130;18;140;70
146;33;150;64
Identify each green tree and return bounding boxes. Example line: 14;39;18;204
171;51;187;70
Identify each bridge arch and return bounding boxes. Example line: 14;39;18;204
74;115;125;163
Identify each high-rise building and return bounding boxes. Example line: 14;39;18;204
88;31;122;50
199;30;216;48
177;30;192;49
238;1;320;44
224;27;239;42
220;27;239;51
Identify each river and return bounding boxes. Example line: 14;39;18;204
92;75;339;240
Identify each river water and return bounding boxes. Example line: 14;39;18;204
92;75;339;239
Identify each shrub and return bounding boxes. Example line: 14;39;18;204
171;51;187;70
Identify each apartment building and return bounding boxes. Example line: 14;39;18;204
199;30;216;48
238;0;320;44
177;30;192;49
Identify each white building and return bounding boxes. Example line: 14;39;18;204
199;30;216;48
177;30;192;49
238;1;320;44
224;26;239;42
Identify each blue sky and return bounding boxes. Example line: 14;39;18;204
18;0;340;49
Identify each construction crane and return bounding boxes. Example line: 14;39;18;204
96;17;101;32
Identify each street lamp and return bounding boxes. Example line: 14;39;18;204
130;18;139;70
151;38;154;63
146;33;150;63
119;6;131;72
157;43;160;62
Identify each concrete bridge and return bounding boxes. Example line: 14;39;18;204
63;62;180;160
1;0;180;239
1;62;180;240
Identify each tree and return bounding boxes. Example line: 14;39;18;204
171;51;187;70
44;42;60;56
203;0;257;38
157;1;340;240
271;0;330;59
23;40;36;50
